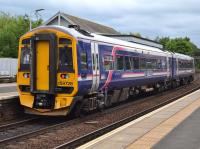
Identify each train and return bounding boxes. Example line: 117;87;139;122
17;25;195;116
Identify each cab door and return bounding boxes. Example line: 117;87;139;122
91;42;100;92
30;33;57;94
36;41;49;91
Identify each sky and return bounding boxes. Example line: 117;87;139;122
0;0;200;47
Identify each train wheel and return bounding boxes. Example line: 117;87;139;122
72;102;84;118
172;81;176;88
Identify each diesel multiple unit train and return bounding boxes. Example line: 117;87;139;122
17;25;195;116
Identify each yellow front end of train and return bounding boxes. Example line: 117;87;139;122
17;27;78;116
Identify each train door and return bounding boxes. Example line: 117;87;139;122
172;56;177;78
91;42;100;92
30;34;57;94
36;41;49;90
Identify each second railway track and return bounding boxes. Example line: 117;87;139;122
0;117;74;146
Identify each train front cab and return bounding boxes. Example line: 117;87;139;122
17;28;78;116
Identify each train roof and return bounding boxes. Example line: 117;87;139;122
28;25;192;60
30;25;169;56
173;52;194;60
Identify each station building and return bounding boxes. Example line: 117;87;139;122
44;11;163;49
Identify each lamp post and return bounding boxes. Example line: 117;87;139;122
29;9;45;31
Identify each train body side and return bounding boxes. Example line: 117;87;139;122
77;39;171;95
17;25;195;116
171;53;195;85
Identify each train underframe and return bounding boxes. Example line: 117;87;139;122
22;74;194;117
70;74;194;117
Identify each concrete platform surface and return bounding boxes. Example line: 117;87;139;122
0;92;18;100
0;83;17;93
78;89;200;149
0;83;16;87
153;107;200;149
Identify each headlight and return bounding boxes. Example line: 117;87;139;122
23;73;30;78
60;74;69;79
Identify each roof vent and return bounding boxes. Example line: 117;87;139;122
68;25;93;37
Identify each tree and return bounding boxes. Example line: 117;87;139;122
129;32;142;38
157;37;170;49
158;37;200;69
158;37;198;56
0;12;43;58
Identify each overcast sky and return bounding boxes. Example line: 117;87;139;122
0;0;200;47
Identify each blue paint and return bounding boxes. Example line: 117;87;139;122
76;40;194;96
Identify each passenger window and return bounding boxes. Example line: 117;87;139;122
116;55;124;70
81;49;88;70
146;60;152;69
133;57;139;69
161;58;167;69
152;59;157;69
157;59;162;69
103;55;113;70
178;60;181;69
190;60;193;68
147;59;156;70
125;56;132;70
140;58;146;69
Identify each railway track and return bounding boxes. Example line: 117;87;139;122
54;85;200;149
0;117;38;132
1;82;200;148
0;117;70;147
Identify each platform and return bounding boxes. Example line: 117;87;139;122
0;83;18;101
0;83;17;93
78;89;200;149
154;107;200;149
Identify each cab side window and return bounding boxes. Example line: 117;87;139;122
20;47;30;71
80;49;88;70
58;38;73;72
59;47;73;72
